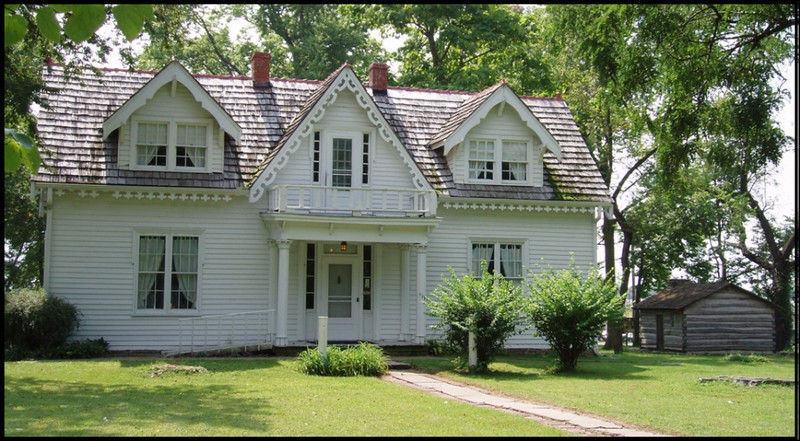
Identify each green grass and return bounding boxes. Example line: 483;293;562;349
4;358;568;437
400;350;797;437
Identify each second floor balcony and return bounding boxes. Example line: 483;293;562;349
267;185;438;218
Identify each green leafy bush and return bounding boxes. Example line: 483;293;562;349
57;338;110;359
4;287;80;354
296;342;388;376
524;260;624;372
424;261;527;373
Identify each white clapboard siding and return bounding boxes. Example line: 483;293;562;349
272;89;419;191
117;83;223;172
47;192;270;351
424;206;597;349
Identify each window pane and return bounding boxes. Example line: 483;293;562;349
171;236;198;309
176;124;207;168
468;140;495;180
138;236;166;309
136;123;167;166
471;243;494;275
499;244;523;281
332;138;352;187
502;141;527;182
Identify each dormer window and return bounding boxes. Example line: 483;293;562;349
467;137;530;184
132;118;211;171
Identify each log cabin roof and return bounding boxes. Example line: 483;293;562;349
633;281;780;311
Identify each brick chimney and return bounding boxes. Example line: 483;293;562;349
368;63;389;94
251;52;271;87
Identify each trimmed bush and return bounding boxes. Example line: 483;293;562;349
296;342;388;376
4;287;80;354
524;259;624;372
424;261;527;373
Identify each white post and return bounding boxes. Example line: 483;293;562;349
318;316;328;357
400;244;411;341
276;240;291;346
468;331;477;369
415;244;427;345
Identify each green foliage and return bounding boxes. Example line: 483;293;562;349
424;261;527;373
296;342;389;377
4;287;80;354
56;337;109;359
4;168;45;292
524;260;624;372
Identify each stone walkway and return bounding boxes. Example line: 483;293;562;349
384;370;672;437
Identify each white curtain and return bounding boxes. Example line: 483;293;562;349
503;142;527;181
472;244;494;275
138;236;165;308
172;237;198;308
499;245;522;279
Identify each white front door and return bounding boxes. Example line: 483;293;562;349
322;257;361;341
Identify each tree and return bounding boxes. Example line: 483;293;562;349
540;4;796;349
524;259;624;372
233;4;385;81
424;261;527;373
4;4;154;173
357;4;553;94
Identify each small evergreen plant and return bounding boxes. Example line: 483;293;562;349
524;259;624;372
424;261;527;373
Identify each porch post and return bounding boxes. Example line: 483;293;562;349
415;244;427;345
276;239;292;346
400;244;411;341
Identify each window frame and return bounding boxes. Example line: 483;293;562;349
313;129;374;187
133;229;204;316
131;117;213;172
466;136;532;185
468;239;527;284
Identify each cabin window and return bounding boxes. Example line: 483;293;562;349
467;138;530;184
137;234;199;311
471;241;524;284
312;132;321;183
133;118;211;171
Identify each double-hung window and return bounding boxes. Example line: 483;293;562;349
467;138;530;184
133;118;211;171
137;233;200;312
471;241;524;284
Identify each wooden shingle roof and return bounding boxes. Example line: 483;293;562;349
33;62;611;204
632;281;780;311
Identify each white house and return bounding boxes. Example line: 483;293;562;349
31;53;612;353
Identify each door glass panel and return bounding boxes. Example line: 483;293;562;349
328;264;352;318
331;138;352;187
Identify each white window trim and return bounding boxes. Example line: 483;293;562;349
132;229;205;316
314;128;374;188
467;238;528;282
130;117;214;172
465;136;533;185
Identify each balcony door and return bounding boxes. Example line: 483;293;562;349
323;131;363;211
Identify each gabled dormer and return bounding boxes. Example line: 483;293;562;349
102;61;242;174
249;62;431;203
429;82;561;187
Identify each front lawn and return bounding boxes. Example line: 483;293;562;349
4;358;567;437
400;350;796;437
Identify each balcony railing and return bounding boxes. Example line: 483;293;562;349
267;185;437;217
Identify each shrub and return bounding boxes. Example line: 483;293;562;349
57;338;110;359
424;261;527;373
524;259;624;372
296;342;388;376
4;287;80;354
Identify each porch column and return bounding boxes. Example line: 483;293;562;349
276;239;292;346
415;244;427;344
399;244;413;341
